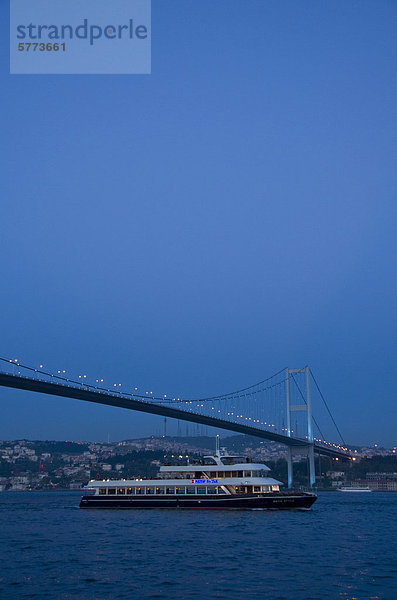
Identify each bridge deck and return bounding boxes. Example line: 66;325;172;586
0;373;349;459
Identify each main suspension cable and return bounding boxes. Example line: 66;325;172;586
309;368;346;445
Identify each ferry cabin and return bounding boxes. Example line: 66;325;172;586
87;451;282;498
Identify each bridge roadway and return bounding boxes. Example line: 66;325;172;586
0;372;349;460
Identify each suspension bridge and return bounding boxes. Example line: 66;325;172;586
0;357;351;487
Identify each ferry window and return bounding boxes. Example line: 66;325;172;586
217;487;226;494
118;488;125;495
262;486;269;492
108;488;116;495
136;487;144;495
166;487;175;494
254;486;261;492
197;487;206;495
176;487;185;494
126;487;134;495
207;487;216;494
244;471;252;478
99;488;107;495
146;487;155;495
186;487;196;494
156;487;164;495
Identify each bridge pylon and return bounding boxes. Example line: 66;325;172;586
286;366;316;488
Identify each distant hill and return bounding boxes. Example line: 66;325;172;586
123;434;282;453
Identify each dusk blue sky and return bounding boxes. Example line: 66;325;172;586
1;1;396;446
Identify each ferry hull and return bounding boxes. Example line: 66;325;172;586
80;492;317;510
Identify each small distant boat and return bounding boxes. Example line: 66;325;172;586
338;486;372;492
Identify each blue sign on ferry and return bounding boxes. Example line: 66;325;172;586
191;479;218;484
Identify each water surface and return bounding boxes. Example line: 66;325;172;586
0;492;396;599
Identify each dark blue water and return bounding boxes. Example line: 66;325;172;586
0;492;396;600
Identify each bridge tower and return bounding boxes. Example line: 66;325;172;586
286;366;316;488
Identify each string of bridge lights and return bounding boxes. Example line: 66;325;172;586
0;356;348;453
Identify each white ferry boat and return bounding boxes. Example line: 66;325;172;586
80;444;317;510
338;486;372;492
